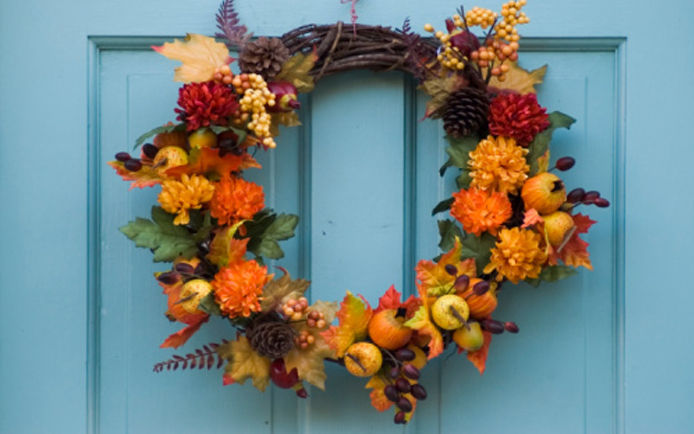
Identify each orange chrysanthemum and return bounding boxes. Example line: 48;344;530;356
210;176;265;225
468;135;529;194
484;227;547;283
158;174;215;225
450;187;512;236
212;260;270;318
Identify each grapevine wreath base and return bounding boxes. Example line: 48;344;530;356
110;0;609;424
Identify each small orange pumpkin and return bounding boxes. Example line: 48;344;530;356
458;278;498;319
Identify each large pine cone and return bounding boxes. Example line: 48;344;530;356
238;37;290;79
247;320;296;359
443;88;490;138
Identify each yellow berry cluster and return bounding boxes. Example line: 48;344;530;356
495;0;529;42
238;73;277;148
306;310;326;329
465;7;497;29
212;64;233;85
423;22;465;71
294;330;316;349
281;296;309;321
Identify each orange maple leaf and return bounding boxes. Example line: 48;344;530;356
365;376;393;412
375;285;402;312
466;331;492;374
165;147;261;180
108;160;162;189
320;292;373;357
522;208;544;228
548;213;596;270
160;318;208;348
415;238;477;297
404;284;444;360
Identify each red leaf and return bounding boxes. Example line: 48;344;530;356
160;317;209;349
467;331;492;374
375;285;402;313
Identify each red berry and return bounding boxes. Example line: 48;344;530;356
555;157;575;171
504;321;519;333
296;388;308;399
269;358;299;389
402;364;420;380
397;397;413;412
594;197;610;208
410;384;427;400
384;385;400;402
115;152;131;162
481;319;505;334
454;274;470;292
444;264;458;276
388;366;400;379
156;271;180;285
142;143;158;158
567;188;585;203
394;348;415;362
473;280;490;295
394;411;406;424
395;378;411;393
582;191;600;204
124;159;142;171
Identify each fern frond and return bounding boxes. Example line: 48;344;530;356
214;0;252;49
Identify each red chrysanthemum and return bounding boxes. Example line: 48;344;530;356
488;93;550;146
175;81;238;131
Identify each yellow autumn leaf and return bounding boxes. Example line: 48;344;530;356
536;149;551;173
284;333;336;390
218;336;271;391
153;33;230;83
260;270;311;311
489;62;547;94
275;52;318;93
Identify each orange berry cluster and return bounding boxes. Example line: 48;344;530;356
495;0;529;43
294;330;316;349
465;7;497;29
306;310;327;329
423;23;465;71
213;64;233;84
281;296;309;321
238;73;277;148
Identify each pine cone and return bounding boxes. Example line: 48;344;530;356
238;37;290;79
247;320;296;359
443;88;490;138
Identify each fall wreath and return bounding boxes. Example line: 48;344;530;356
110;0;609;424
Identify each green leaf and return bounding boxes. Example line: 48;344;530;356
531;265;578;285
432;197;454;216
460;232;497;274
456;170;472;189
526;111;576;175
437;219;464;252
198;292;222;316
248;213;300;260
120;206;199;262
420;75;467;118
209;124;248;145
133;123;185;150
442;135;479;187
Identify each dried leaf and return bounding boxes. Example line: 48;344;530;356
206;220;248;267
320;292;373;357
160;318;208;349
420;74;468;118
165;147;260;180
260;269;311;311
218;336;271;391
365;375;393;412
153;33;231;83
108;161;162;189
276;51;318;93
549;213;595;270
467;331;492;374
489;62;547;95
270;111;302;136
403;298;443;360
284;333;335;390
521;208;544;228
416;238;476;297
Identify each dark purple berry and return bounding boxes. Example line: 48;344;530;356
384;385;400;402
481;319;505;334
115;152;131;162
142;143;158;158
444;264;458;276
594;197;610;208
394;411;406;424
410;384;427;400
394;348;415;362
555;156;575;171
395;378;411;393
296;388;308;399
504;321;519;333
582;191;600;204
567;188;586;203
156;271;180;285
388;366;400;379
174;262;195;274
454;274;470;292
397;397;413;412
473;280;490;295
124;158;142;171
402;364;420;380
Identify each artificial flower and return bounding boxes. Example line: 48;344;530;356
212;260;270;318
468;135;529;194
488;92;550;146
158;174;215;225
484;227;547;283
450;187;513;236
209;176;265;225
175;81;238;131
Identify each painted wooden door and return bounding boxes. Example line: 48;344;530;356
2;0;693;433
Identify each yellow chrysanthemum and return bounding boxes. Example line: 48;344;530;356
468;135;529;194
158;174;215;225
484;227;547;283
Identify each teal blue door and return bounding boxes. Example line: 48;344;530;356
2;0;694;433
